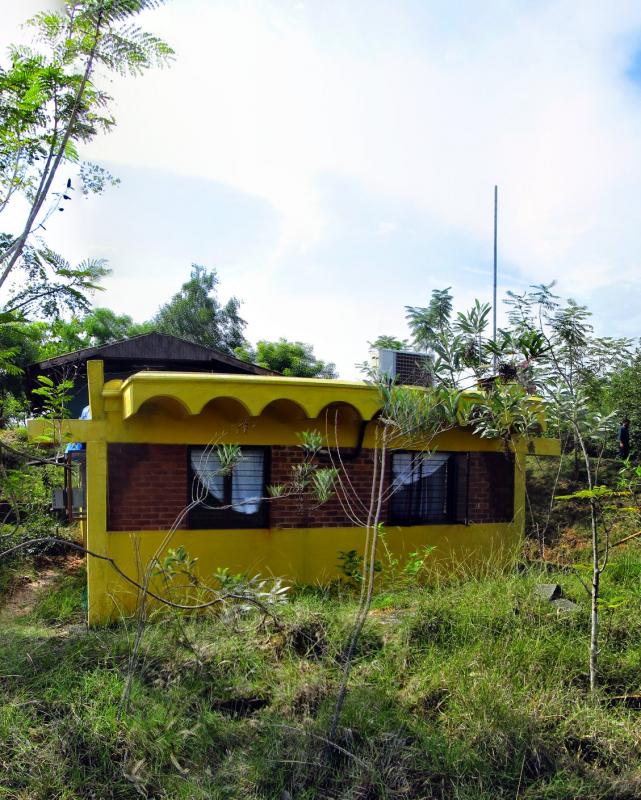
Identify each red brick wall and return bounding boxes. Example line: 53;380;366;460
467;451;514;523
269;446;389;528
106;444;514;531
107;444;188;531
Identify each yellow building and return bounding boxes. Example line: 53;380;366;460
28;359;559;624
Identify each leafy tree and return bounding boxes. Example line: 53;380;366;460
0;0;173;304
2;240;109;319
405;288;540;389
154;265;246;354
328;292;550;738
37;308;153;359
405;285;629;405
505;286;630;460
406;287;454;351
81;307;153;345
503;283;630;694
237;339;337;378
406;289;491;388
0;314;45;424
603;347;641;456
402;284;638;693
368;335;409;351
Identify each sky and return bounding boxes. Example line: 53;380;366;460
3;0;641;378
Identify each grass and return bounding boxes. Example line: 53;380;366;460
2;544;641;800
31;569;86;624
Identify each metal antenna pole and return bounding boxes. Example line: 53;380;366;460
493;185;498;371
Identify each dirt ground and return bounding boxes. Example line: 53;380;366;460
0;554;83;619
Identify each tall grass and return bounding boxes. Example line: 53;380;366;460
2;547;641;799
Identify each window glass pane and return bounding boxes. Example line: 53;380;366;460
391;452;451;523
188;446;267;529
231;449;264;514
419;454;448;518
420;453;449;477
190;448;224;502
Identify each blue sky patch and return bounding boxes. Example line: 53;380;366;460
625;45;641;86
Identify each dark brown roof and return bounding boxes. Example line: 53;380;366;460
29;332;275;376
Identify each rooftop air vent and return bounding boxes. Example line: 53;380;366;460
376;348;433;387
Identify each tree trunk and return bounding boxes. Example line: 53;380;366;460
590;562;599;695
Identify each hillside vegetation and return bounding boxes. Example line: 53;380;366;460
2;532;641;799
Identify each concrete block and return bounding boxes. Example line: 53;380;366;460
534;583;562;601
551;598;580;613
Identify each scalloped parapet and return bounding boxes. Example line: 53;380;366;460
26;360;560;456
116;371;384;420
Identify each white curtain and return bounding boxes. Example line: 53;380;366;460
190;449;224;502
191;447;263;514
392;452;450;519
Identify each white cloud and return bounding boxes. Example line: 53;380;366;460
5;0;641;376
377;222;399;236
84;1;641;280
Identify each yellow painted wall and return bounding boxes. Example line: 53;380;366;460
98;519;524;619
27;360;554;624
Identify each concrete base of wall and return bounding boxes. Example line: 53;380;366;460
87;522;522;623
